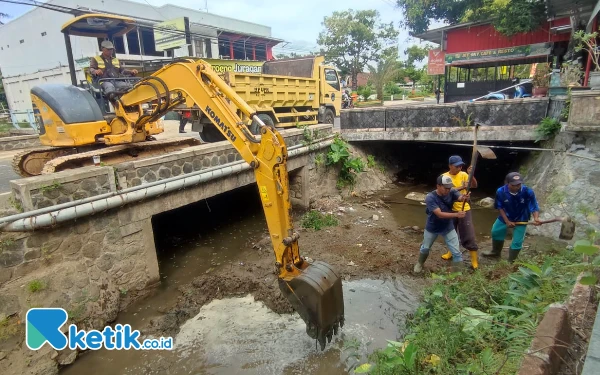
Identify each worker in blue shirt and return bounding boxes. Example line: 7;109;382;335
482;172;541;262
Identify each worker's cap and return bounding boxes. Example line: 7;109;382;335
100;40;114;49
506;172;524;186
448;155;465;167
437;175;454;189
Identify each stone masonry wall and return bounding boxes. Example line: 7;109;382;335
523;132;600;240
0;135;40;151
0;136;335;375
114;125;332;189
11;166;117;211
342;98;553;129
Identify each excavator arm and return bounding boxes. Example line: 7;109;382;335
114;60;344;349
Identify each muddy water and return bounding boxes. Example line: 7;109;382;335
382;184;499;241
61;185;423;375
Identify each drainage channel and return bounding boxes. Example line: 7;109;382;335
59;183;422;375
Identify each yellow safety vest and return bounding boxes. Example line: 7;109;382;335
94;55;120;69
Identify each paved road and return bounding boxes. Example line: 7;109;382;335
0;149;23;193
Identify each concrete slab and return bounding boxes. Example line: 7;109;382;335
582;302;600;375
342;125;540;142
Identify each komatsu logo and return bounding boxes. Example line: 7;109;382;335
205;106;236;142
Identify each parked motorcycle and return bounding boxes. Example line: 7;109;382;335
341;90;354;109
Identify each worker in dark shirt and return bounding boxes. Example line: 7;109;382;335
414;175;471;274
482;172;541;263
89;40;138;98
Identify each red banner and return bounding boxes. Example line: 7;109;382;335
428;49;446;75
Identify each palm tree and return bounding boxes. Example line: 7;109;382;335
0;12;10;25
367;54;401;103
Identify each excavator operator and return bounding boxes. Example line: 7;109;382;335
89;40;138;100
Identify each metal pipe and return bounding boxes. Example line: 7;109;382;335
583;16;598;87
0;138;334;232
0;139;319;226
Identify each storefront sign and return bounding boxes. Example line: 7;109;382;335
445;43;551;64
154;17;191;51
427;49;446;75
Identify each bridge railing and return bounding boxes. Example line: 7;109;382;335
341;98;561;131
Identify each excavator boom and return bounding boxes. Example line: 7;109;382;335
116;60;344;349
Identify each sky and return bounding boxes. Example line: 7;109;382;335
0;0;438;60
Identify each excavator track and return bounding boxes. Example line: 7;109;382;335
13;137;203;177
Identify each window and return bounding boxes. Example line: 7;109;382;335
324;68;340;91
205;38;212;58
96;38;125;54
126;31;140;55
41;32;47;36
140;29;163;57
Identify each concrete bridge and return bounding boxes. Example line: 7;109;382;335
0;124;333;334
340;98;567;142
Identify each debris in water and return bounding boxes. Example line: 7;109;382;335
478;197;495;208
347;261;358;266
405;192;426;202
372;214;379;221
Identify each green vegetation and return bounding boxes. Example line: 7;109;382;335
40;181;62;193
535;117;561;142
546;189;566;205
7;197;23;213
318;9;398;90
300;210;338;230
0;238;14;253
27;279;46;293
0;315;20;341
326;135;365;188
356;249;584;374
396;0;547;37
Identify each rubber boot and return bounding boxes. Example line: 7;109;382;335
469;250;479;270
441;251;452;260
508;249;520;263
482;240;504;257
451;261;463;273
414;253;429;273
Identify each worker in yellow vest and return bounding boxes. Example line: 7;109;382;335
89;40;138;99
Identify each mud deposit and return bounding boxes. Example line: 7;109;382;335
60;183;498;374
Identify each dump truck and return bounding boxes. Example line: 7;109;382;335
177;56;342;142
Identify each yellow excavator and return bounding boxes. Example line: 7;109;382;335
13;14;205;177
26;14;344;349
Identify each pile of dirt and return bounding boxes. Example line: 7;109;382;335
145;191;447;339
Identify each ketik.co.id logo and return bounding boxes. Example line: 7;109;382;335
26;308;173;351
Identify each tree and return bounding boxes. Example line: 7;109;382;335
0;12;10;25
395;0;547;37
317;9;398;91
367;48;401;101
399;45;431;90
274;52;316;59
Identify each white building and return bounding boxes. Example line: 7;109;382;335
0;0;282;119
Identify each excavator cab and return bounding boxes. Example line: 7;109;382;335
61;14;140;115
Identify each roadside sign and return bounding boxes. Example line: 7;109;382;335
428;49;446;75
154;17;191;51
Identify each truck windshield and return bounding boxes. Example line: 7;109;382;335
324;68;340;91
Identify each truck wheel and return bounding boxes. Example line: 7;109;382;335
199;124;225;143
324;108;335;124
249;114;275;135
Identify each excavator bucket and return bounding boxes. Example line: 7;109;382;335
278;261;344;350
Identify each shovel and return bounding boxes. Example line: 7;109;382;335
461;123;497;210
514;217;576;240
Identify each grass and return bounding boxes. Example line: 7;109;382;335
300;210;338;230
357;247;582;374
0;315;20;341
27;279;46;293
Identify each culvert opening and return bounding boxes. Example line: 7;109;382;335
151;184;267;286
356;140;535;195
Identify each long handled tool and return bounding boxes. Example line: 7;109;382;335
514;217;575;240
461;123;497;211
